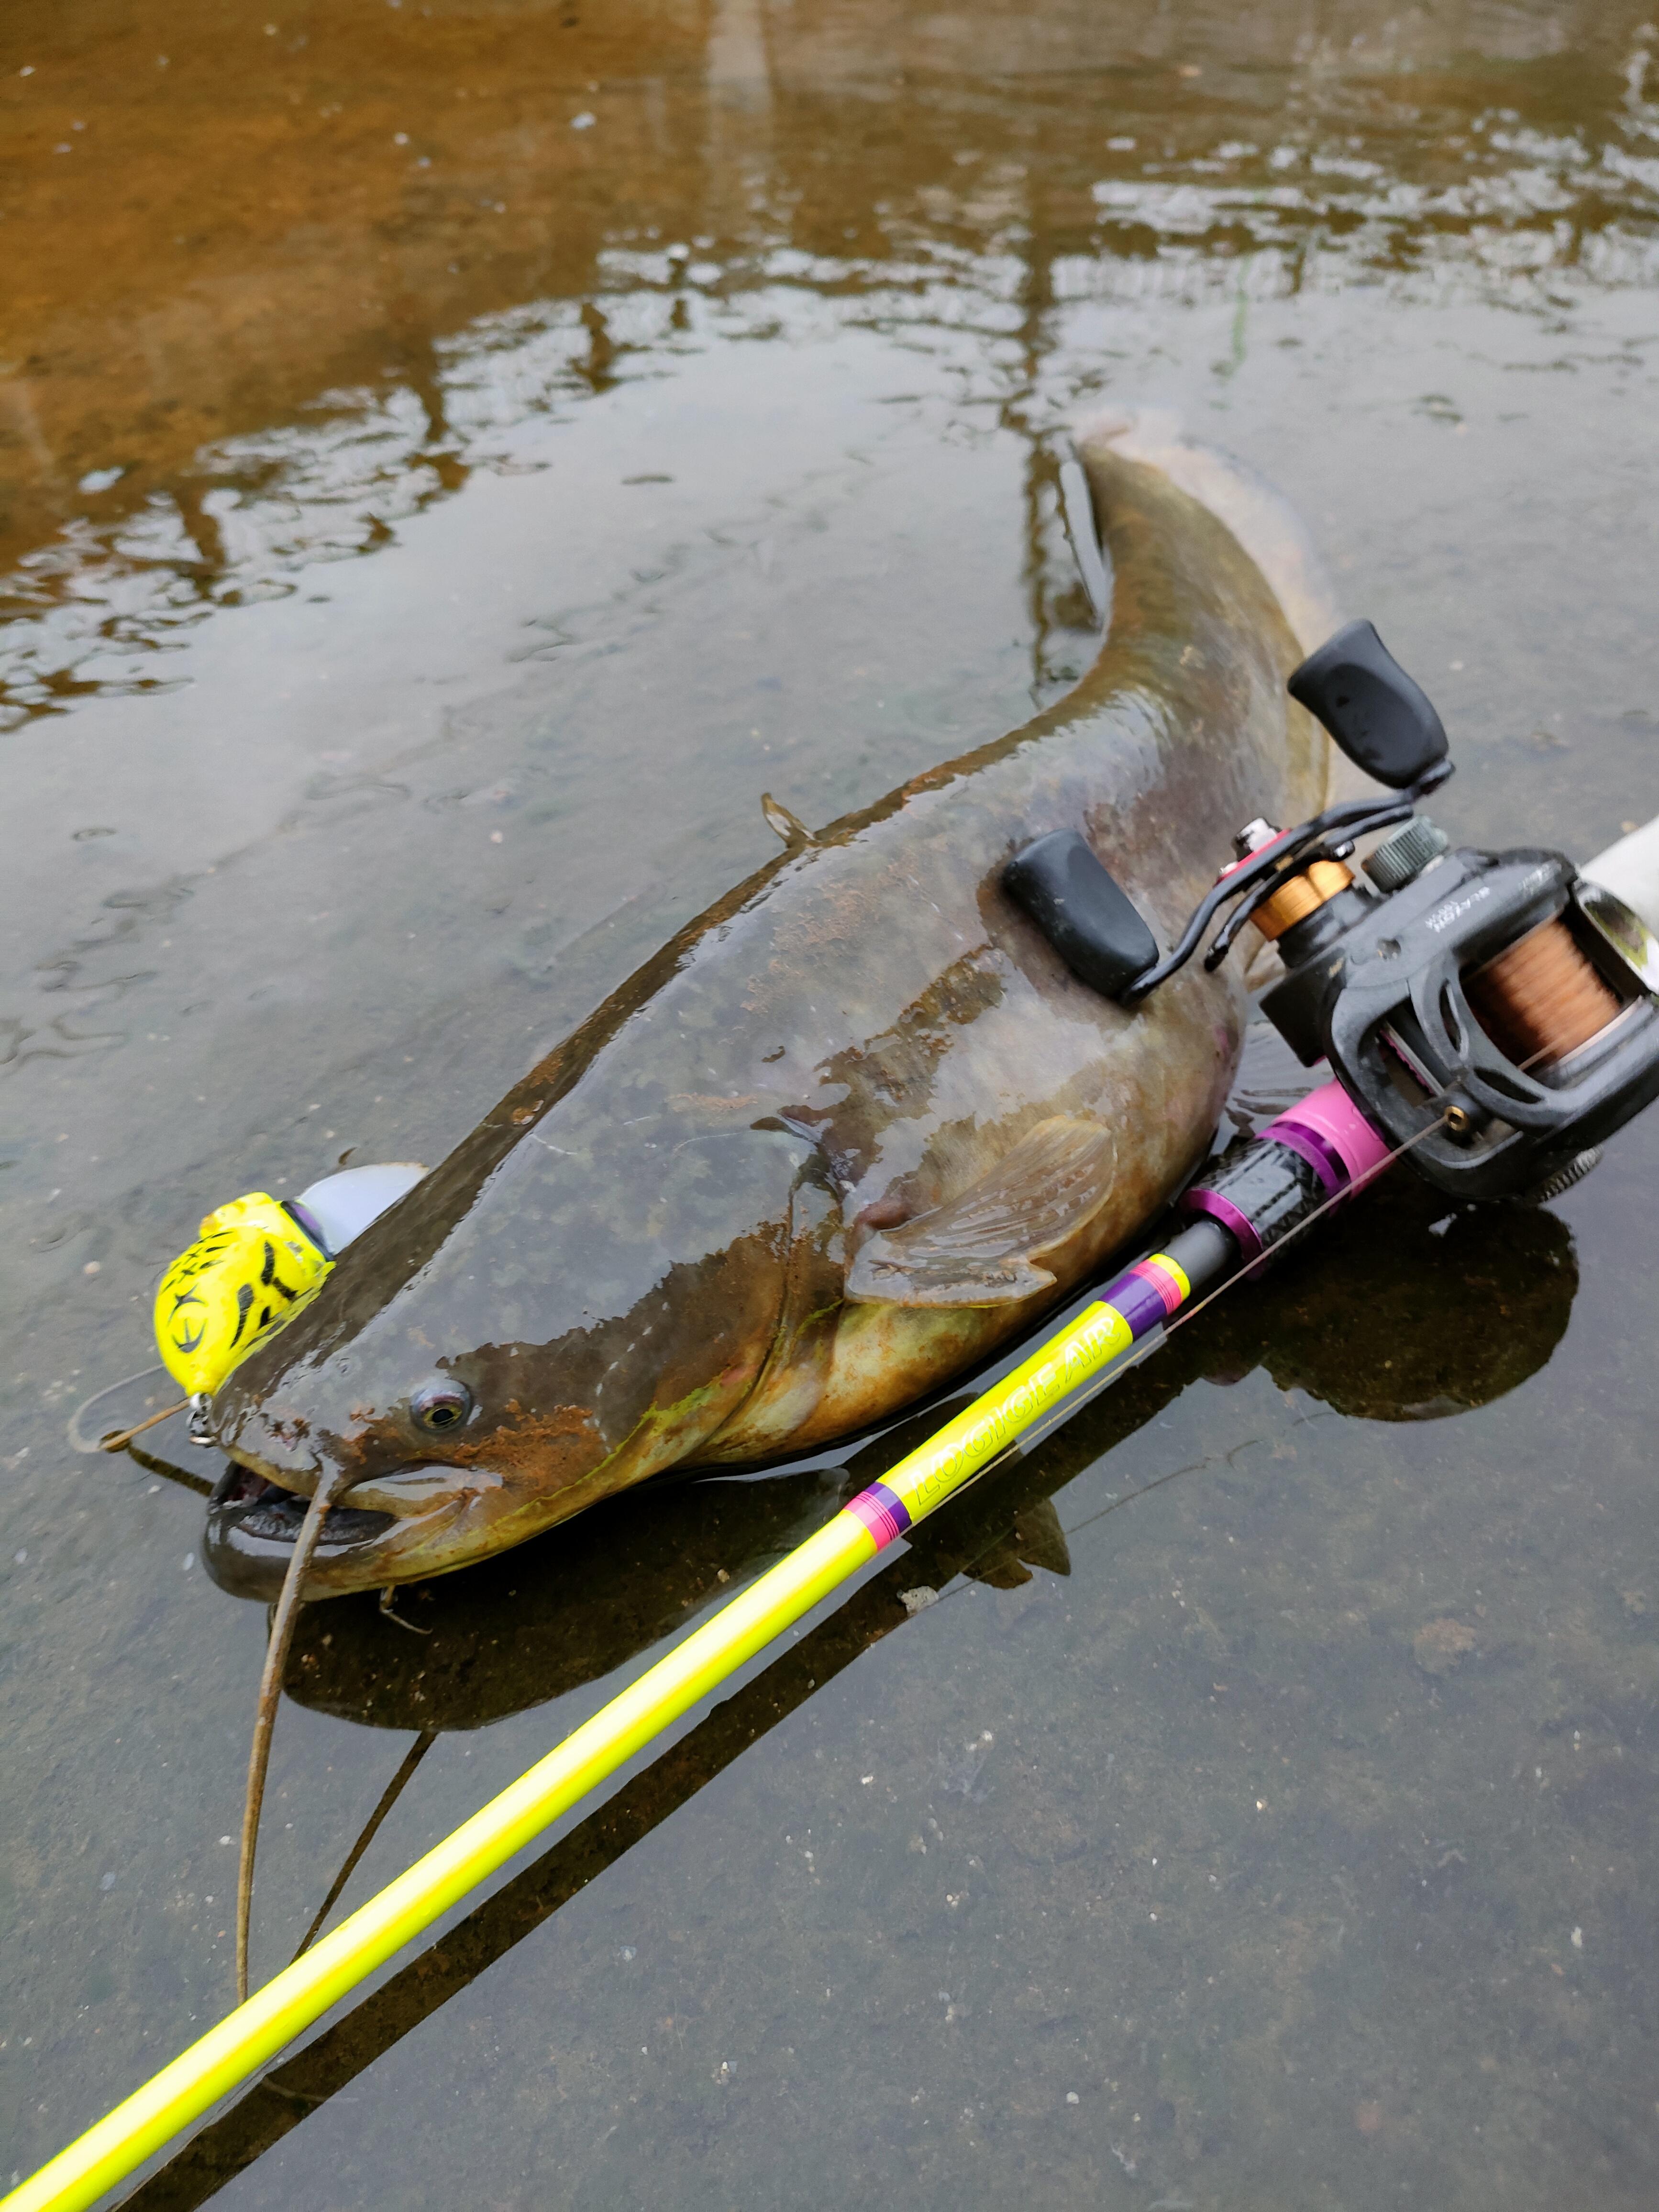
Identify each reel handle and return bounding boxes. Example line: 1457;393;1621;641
1289;619;1448;791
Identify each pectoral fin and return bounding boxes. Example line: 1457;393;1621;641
845;1115;1117;1307
964;1499;1074;1590
1013;1497;1072;1577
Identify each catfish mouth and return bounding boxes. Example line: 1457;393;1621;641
205;1464;401;1601
208;1399;609;1597
206;1450;509;1601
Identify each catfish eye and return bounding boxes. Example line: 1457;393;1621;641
411;1379;473;1435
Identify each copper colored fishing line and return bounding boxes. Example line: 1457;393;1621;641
1465;916;1620;1068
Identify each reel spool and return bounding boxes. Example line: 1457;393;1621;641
1464;915;1624;1071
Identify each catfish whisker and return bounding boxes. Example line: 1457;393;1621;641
291;1729;437;1963
123;1440;217;1499
237;1480;340;2002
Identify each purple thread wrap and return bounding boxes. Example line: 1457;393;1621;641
1178;1184;1263;1265
845;1480;912;1552
1179;1080;1393;1267
1101;1269;1171;1338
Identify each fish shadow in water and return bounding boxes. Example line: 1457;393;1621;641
279;1172;1576;1739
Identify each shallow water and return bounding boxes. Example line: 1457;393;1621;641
3;2;1659;2203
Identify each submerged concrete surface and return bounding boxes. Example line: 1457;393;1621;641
1;2;1658;2205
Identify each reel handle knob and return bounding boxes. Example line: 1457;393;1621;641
1004;830;1158;1001
1289;619;1449;791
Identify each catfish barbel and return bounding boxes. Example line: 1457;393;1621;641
208;415;1353;1600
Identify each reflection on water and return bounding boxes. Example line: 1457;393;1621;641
4;2;1656;726
3;3;1659;2207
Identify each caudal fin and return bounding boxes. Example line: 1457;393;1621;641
1073;406;1380;810
1073;407;1340;656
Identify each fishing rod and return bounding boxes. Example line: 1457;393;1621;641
15;622;1659;2212
6;1202;1370;2212
120;1433;1114;2212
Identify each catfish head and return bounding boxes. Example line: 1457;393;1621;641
204;1113;844;1600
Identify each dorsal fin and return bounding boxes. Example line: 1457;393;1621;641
845;1115;1117;1308
761;792;814;848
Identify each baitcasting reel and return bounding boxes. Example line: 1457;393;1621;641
1006;618;1659;1209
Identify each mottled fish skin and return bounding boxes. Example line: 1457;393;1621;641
210;435;1333;1595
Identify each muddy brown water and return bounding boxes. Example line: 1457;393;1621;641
3;3;1659;2204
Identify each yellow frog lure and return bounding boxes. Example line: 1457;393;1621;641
153;1165;425;1440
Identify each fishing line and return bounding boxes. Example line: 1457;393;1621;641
926;1107;1450;1514
0;1100;1583;2212
115;1542;972;2212
933;1113;1451;1560
99;1403;188;1452
101;1388;1336;2212
1058;1407;1341;1550
1058;1451;1226;1547
16;459;1659;2212
66;1365;177;1456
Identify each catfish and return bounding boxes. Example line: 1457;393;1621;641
209;417;1350;1604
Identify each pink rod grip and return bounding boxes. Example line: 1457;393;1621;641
1268;1080;1392;1186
